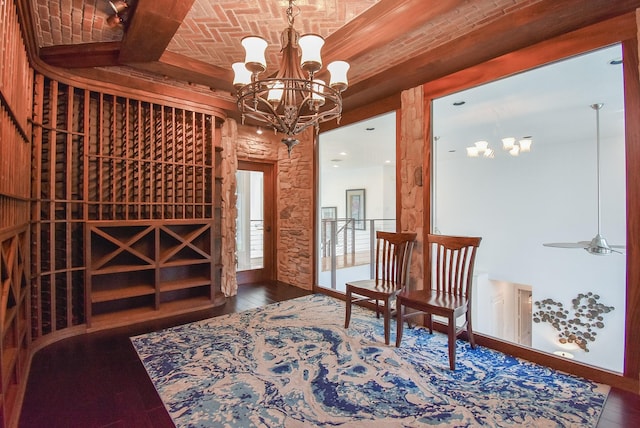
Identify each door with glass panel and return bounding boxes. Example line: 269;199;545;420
236;161;275;284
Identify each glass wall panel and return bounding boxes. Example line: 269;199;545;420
432;44;625;372
317;112;397;291
236;170;264;271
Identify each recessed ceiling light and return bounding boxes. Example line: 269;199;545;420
609;58;622;65
366;127;375;131
448;150;456;153
453;101;466;106
330;158;342;162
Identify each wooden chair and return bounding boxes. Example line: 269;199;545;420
396;234;481;370
344;231;417;345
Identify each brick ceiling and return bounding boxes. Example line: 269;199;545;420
27;0;640;113
31;0;531;86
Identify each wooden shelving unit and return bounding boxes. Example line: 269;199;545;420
85;220;217;330
30;73;225;335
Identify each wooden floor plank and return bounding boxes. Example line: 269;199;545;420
18;281;640;427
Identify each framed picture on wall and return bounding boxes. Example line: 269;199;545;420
346;189;366;230
321;206;337;220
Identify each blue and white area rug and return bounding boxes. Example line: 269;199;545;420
131;294;609;427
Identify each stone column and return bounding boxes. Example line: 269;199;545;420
400;86;425;291
276;128;314;290
220;119;239;296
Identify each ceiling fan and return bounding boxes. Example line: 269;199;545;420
543;103;625;255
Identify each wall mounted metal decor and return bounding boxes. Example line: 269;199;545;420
532;292;614;352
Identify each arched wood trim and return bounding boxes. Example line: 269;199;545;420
14;0;232;119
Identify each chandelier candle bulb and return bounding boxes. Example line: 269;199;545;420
466;147;479;157
509;145;520;156
474;140;489;152
268;81;285;103
299;34;324;73
311;80;326;106
519;138;532;152
328;61;350;92
241;36;268;73
232;63;251;89
502;137;516;150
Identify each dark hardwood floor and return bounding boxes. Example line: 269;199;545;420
19;282;640;427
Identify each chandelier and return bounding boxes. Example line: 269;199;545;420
466;137;533;158
232;0;350;155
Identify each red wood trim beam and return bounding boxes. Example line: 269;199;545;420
39;42;122;68
65;66;235;115
322;0;465;65
131;51;235;93
340;0;640;113
622;34;640;385
118;0;196;64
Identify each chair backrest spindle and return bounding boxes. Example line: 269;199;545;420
374;231;416;288
429;234;481;298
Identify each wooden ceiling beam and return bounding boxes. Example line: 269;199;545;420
322;0;465;65
340;0;640;112
129;51;235;93
39;42;122;68
118;0;195;63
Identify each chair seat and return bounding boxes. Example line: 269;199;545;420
347;279;399;298
397;289;468;315
395;234;481;370
344;231;417;346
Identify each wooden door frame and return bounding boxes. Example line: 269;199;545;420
236;160;277;284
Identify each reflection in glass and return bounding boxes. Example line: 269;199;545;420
236;170;264;271
432;44;625;372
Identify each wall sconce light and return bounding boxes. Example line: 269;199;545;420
106;14;124;27
109;0;128;13
107;0;129;28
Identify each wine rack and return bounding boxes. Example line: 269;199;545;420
0;0;32;425
31;73;224;335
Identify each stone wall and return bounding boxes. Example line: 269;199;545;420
220;119;239;296
400;86;425;291
220;119;314;295
276;128;314;290
220;89;426;295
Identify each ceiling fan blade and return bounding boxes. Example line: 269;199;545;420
610;244;626;249
543;242;589;248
